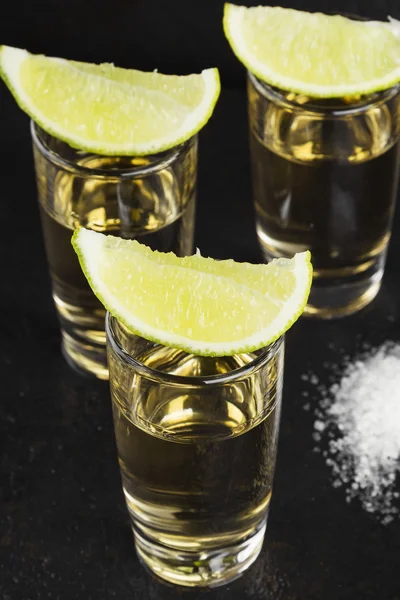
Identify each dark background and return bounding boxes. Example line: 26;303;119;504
2;1;400;599
0;0;400;87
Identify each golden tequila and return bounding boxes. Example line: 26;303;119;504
32;124;197;377
248;74;400;318
107;322;284;587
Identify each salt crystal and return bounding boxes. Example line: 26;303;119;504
314;420;325;432
311;342;400;524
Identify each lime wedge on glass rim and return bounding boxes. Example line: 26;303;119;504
72;229;312;356
223;4;400;97
0;45;220;155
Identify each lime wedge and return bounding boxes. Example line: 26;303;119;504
72;229;312;356
223;4;400;97
0;46;220;155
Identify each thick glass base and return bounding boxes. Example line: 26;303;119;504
304;275;382;319
133;521;266;588
61;330;108;380
259;237;385;319
55;293;108;379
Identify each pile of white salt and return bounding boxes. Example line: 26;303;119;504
310;342;400;524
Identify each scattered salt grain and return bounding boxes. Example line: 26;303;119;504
310;342;400;524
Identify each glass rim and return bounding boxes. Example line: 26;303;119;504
30;120;195;179
106;312;283;387
247;71;400;117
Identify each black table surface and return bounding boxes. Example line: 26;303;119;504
1;84;400;600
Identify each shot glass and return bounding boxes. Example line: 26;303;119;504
248;72;400;318
32;122;197;378
106;313;284;587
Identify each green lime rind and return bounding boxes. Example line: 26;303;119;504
0;45;220;155
72;229;312;357
223;4;400;98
